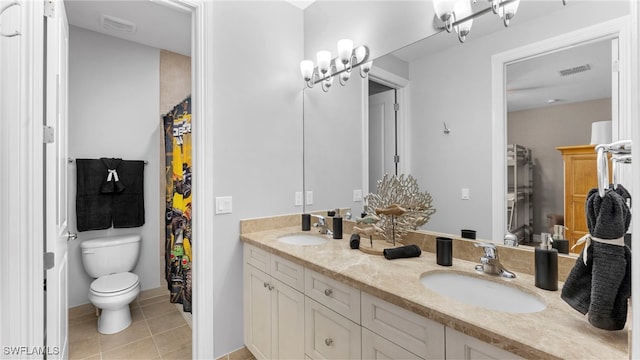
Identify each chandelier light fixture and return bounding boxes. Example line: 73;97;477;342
300;39;372;92
433;0;567;43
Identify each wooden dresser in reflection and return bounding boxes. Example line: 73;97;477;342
557;145;610;253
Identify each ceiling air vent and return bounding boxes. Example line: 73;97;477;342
558;64;591;77
100;14;137;34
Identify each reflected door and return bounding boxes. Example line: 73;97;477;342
369;88;396;191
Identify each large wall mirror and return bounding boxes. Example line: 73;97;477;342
303;1;632;247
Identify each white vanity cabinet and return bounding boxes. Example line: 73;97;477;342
243;245;305;360
445;327;523;360
361;292;445;359
243;243;521;360
304;269;362;359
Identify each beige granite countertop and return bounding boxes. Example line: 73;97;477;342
239;217;629;360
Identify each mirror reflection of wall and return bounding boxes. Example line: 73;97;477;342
506;39;613;244
302;0;631;241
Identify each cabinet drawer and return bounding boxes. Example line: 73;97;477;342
271;254;304;292
244;244;270;273
305;269;361;323
305;298;361;360
445;327;523;360
361;292;444;359
362;327;420;359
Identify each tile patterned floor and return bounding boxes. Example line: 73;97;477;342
69;287;192;360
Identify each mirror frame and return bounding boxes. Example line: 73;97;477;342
491;17;632;242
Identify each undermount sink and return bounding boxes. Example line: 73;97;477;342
420;272;546;314
277;234;329;246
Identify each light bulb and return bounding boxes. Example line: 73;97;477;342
433;0;457;21
300;60;314;81
354;46;367;63
316;51;331;75
337;39;354;65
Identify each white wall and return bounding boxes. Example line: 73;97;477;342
67;26;161;306
210;1;303;355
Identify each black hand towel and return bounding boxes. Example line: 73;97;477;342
100;158;125;193
561;187;632;330
112;160;145;228
561;246;593;315
76;159;112;231
383;244;421;260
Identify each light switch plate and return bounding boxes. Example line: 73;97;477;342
305;190;313;205
215;196;232;214
461;188;470;200
295;192;303;206
353;189;363;202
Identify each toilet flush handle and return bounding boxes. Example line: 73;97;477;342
67;231;77;242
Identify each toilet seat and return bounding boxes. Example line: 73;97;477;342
90;272;139;296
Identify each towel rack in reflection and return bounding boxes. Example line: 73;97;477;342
67;157;148;165
596;140;632;197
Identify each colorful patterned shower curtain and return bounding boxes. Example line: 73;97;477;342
164;97;192;313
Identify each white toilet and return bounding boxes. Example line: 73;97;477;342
80;234;142;334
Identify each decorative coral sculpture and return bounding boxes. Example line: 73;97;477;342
365;174;436;242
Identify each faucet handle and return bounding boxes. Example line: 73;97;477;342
474;242;497;258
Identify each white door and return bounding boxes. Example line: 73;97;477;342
44;1;70;358
369;89;396;191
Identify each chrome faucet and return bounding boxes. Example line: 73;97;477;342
311;214;332;236
474;242;516;279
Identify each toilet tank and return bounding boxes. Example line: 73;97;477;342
80;235;141;278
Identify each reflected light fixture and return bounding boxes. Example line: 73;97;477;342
433;0;566;43
300;39;371;92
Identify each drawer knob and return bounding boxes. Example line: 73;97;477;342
324;338;333;346
324;289;333;297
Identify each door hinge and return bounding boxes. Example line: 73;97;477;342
43;279;47;292
44;252;55;270
393;103;400;112
44;1;55;18
394;155;400;164
612;59;620;73
43;126;55;143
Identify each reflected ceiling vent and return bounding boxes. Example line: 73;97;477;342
100;14;137;34
558;64;591;76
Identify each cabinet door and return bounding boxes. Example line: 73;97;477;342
445;328;523;360
272;278;305;360
244;264;272;360
362;328;420;359
305;298;361;360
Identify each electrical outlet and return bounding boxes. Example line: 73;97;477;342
306;190;313;205
295;192;303;206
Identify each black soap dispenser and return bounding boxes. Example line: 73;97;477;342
332;209;343;239
535;233;558;291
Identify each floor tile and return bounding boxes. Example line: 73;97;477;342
160;342;192;360
99;320;151;350
153;324;191;356
141;300;179;320
68;334;100;360
68;286;192;359
102;337;160;360
69;303;96;320
139;287;168;301
147;309;187;335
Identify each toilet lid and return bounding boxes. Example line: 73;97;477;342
91;272;139;294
